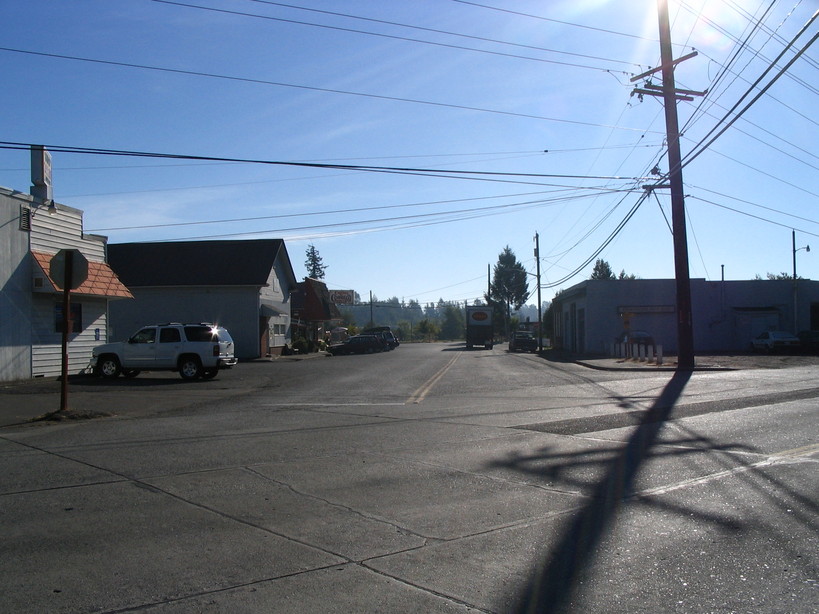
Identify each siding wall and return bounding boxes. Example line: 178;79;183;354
260;258;293;348
29;201;110;376
108;286;262;359
30;295;107;377
1;189;114;381
29;204;106;260
0;190;34;380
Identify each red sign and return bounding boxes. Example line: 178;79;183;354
471;311;489;321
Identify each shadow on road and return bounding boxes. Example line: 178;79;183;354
510;369;692;613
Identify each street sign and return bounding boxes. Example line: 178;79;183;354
50;249;88;290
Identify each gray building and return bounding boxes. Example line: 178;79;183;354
107;240;297;359
0;187;131;381
552;278;819;354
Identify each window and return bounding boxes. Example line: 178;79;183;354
131;328;156;344
184;326;214;342
55;303;82;333
159;328;181;343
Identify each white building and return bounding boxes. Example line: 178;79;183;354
0;187;131;381
106;239;297;359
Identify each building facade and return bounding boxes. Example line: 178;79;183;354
107;239;297;359
0;188;131;381
291;278;343;347
552;278;819;355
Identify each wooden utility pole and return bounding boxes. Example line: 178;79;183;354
658;0;694;369
632;0;703;370
535;232;543;353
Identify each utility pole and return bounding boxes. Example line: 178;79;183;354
631;0;703;370
793;230;811;334
534;232;543;353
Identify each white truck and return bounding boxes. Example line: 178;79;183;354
465;306;494;350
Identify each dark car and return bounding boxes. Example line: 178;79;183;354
363;327;399;349
509;331;538;353
797;330;819;354
327;335;384;355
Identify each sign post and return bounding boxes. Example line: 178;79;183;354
50;250;88;412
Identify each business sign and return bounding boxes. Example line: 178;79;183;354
329;289;355;305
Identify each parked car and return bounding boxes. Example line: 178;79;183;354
327;334;384;355
751;330;801;353
91;322;237;380
509;331;538;353
797;330;819;354
363;327;399;349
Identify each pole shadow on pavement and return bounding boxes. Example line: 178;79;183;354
512;369;692;613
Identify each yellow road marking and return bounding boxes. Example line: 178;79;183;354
407;353;460;404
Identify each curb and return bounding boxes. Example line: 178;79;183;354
574;360;736;372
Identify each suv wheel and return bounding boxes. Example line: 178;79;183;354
97;355;121;379
178;356;203;380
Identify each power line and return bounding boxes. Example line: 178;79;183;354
150;0;642;72
687;184;819;227
0;141;654;183
86;188;595;232
110;189;638;242
681;21;819;170
448;0;663;43
0;46;660;133
688;195;819;239
542;192;651;288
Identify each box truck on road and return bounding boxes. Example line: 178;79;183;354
465;305;494;350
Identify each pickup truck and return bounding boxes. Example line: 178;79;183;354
91;322;237;380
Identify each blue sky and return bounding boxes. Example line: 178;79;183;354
1;0;816;305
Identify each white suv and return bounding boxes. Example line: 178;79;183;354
91;323;238;380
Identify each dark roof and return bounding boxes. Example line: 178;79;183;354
107;239;296;288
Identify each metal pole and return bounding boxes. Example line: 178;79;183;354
535;232;542;353
658;0;695;369
59;250;74;413
793;230;798;334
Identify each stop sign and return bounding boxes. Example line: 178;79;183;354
49;249;88;290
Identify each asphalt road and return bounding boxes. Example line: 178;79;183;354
1;343;817;613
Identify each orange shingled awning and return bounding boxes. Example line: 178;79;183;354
31;250;133;299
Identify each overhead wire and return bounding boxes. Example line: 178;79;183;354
0;47;660;134
148;0;635;75
680;18;819;170
186;0;645;70
86;187;615;232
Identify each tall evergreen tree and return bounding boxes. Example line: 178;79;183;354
489;246;529;336
590;258;616;280
304;244;327;279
